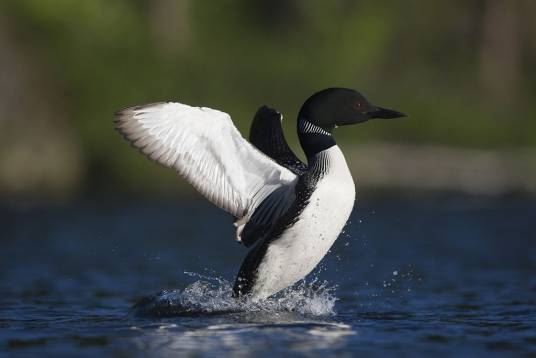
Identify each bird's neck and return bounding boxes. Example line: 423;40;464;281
307;145;352;182
297;117;336;160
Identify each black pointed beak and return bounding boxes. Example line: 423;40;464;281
368;107;406;119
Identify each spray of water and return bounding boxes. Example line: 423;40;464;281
132;272;337;317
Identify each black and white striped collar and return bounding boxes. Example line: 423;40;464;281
298;118;331;136
297;117;336;159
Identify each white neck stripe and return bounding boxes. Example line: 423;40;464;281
298;118;331;136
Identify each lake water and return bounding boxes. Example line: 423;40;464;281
1;194;535;356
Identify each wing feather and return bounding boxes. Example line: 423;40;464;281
115;102;297;225
239;184;296;247
249;106;308;175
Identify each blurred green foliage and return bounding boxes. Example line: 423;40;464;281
1;0;535;193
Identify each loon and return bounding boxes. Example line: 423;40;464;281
115;88;405;301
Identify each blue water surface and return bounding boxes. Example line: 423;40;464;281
1;194;535;357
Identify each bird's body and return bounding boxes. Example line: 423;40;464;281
115;88;404;301
241;146;355;299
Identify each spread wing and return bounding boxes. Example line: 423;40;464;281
249;106;307;175
114;102;298;241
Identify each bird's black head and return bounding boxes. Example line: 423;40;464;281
298;88;405;132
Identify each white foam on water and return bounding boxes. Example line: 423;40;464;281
134;271;337;317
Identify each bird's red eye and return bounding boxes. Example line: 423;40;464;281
354;101;363;110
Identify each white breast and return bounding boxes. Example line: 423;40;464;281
251;146;355;300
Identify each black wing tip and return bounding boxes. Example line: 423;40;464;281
255;105;282;122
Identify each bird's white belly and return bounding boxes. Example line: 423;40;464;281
251;146;355;300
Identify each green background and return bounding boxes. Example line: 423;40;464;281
1;1;534;197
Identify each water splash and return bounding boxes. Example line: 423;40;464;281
132;272;337;317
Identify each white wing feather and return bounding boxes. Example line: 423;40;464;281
114;102;297;230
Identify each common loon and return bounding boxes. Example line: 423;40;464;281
115;88;405;301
